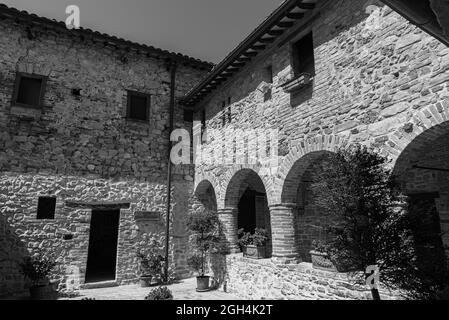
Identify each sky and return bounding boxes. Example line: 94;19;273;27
2;0;283;63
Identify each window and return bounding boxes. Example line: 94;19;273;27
263;65;273;102
292;32;315;76
37;197;56;220
127;91;150;121
264;65;273;84
183;109;193;122
12;73;47;108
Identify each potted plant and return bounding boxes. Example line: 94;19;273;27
137;248;165;287
186;209;221;292
145;286;173;300
309;240;337;272
237;228;269;259
20;252;57;300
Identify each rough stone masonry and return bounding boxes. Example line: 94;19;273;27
0;5;211;298
1;0;449;300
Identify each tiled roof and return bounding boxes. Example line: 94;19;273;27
180;0;318;108
0;3;214;70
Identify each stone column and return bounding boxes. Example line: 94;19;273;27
217;208;240;254
269;203;301;264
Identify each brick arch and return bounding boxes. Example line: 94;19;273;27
273;134;348;203
391;120;449;179
384;99;449;174
193;179;218;212
220;165;273;209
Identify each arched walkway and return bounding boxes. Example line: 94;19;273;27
220;169;272;257
392;121;449;271
279;150;337;262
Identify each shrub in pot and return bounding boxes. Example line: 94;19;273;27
145;286;173;300
309;240;337;272
20;252;57;300
186;209;221;292
136;245;165;288
237;228;269;259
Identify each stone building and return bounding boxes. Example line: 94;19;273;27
0;4;212;297
1;0;449;300
182;0;449;299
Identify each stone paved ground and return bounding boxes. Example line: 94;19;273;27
61;278;240;300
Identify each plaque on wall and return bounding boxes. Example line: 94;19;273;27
134;211;161;222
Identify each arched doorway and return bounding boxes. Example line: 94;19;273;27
281;150;336;262
393;122;449;272
225;169;272;257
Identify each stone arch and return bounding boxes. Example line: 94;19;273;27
193;178;218;212
390;116;449;281
218;164;273;209
383;99;449;169
273;134;348;203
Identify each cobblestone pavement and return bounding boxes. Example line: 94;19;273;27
61;278;240;300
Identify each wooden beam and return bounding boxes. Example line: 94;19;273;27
296;3;315;10
237;57;252;62
258;37;275;44
286;12;304;19
277;21;294;28
267;30;284;36
251;45;266;51
232;62;245;67
243;51;258;57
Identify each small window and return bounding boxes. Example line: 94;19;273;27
264;65;273;84
37;197;56;220
127;91;150;121
12;73;47;108
183;109;193;122
292;32;315;76
201;109;206;128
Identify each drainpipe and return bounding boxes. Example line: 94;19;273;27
164;60;177;282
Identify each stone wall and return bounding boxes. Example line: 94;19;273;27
216;254;399;300
0;15;208;297
192;0;449;299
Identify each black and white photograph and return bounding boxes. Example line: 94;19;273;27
0;0;449;309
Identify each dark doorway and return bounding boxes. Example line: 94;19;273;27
407;192;447;284
85;210;120;283
238;189;261;233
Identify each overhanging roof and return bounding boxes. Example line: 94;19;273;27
380;0;449;47
0;4;214;70
180;0;318;108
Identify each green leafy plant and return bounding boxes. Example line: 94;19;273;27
311;240;330;254
136;241;166;280
145;286;173;300
20;252;57;286
310;144;449;300
186;209;221;277
186;255;203;275
237;228;269;248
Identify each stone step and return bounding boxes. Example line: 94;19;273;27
80;281;118;290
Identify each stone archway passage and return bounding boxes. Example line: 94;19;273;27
224;169;272;257
393;122;449;270
279;150;336;262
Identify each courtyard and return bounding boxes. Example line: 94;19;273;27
60;278;239;300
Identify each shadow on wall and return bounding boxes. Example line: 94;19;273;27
0;214;29;298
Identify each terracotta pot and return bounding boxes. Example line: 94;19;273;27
310;251;337;272
244;245;267;259
29;284;49;300
196;276;210;292
139;276;152;288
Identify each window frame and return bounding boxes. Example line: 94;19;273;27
126;90;151;122
12;72;48;109
36;196;57;220
291;31;315;77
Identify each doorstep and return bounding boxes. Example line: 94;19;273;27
80;280;119;290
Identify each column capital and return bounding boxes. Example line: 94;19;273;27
269;203;298;210
217;207;237;215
